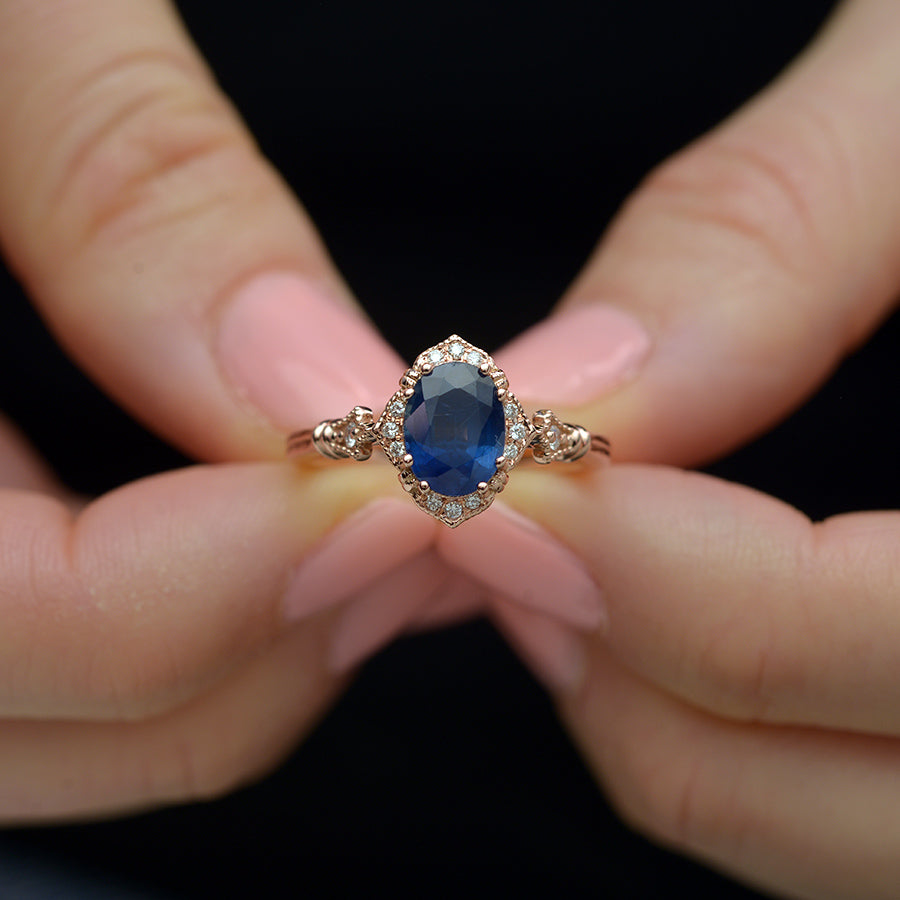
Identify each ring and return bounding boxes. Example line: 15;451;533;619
287;335;610;527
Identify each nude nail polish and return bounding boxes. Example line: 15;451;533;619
217;272;403;429
496;304;651;406
491;597;588;694
438;503;608;631
282;498;434;623
327;551;450;673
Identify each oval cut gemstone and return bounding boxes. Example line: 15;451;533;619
403;361;505;496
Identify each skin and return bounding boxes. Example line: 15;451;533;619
0;1;897;897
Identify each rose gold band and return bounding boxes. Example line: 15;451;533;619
287;412;609;465
285;335;609;527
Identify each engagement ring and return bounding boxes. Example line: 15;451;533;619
288;336;610;527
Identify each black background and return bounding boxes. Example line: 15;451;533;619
1;1;898;897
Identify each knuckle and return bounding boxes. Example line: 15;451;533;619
166;734;219;803
603;737;705;848
41;49;249;253
159;728;284;805
604;730;748;855
84;640;192;722
692;609;794;722
634;125;829;283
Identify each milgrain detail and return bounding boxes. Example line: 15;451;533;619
36;48;246;253
288;335;611;527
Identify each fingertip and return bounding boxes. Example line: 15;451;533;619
438;499;607;631
216;271;404;431
495;303;652;409
282;496;438;624
489;597;589;695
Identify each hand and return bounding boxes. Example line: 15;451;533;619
446;1;900;896
0;0;443;820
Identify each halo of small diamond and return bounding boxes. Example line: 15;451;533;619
373;335;525;527
297;342;605;528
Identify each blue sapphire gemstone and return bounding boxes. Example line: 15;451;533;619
403;361;505;496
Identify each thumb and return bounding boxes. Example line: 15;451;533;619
0;0;402;462
0;464;434;722
497;0;900;466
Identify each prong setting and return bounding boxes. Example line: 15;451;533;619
372;335;527;527
289;335;610;527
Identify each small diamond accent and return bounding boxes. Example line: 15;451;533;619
344;427;357;449
374;335;559;527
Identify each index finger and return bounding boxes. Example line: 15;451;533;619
502;464;900;736
0;463;433;720
0;0;401;462
497;0;900;466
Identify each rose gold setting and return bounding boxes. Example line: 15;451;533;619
287;405;375;461
287;336;610;527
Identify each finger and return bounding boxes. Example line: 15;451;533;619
404;572;486;630
488;596;587;695
327;550;456;674
438;503;606;630
499;465;900;735
562;647;900;900
498;0;900;465
0;1;402;462
0;412;62;494
0;463;434;719
0;623;342;822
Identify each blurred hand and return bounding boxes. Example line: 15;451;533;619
0;0;442;819
3;5;900;900
448;1;900;897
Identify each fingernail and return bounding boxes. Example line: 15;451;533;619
491;598;588;694
405;574;486;631
217;272;403;429
283;498;433;623
327;551;447;673
438;503;608;631
496;304;651;406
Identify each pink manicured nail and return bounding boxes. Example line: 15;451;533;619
491;597;587;693
283;499;434;623
406;574;486;631
496;304;651;406
438;504;607;631
217;272;403;429
328;551;450;673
